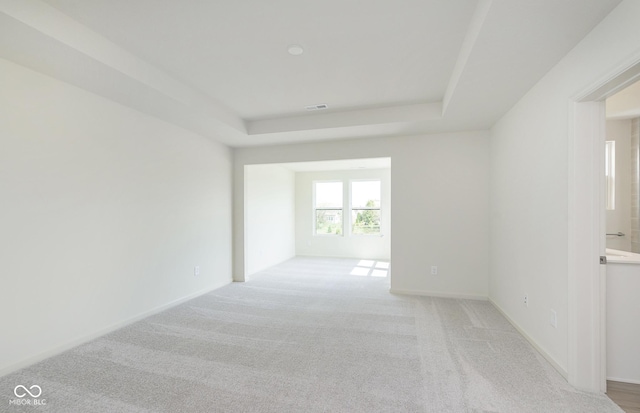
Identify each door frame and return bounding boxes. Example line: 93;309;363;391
568;55;640;392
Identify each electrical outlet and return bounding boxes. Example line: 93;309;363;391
523;295;528;307
550;309;557;328
431;266;438;275
194;266;200;276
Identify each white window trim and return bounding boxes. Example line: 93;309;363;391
313;180;344;236
349;179;382;237
605;140;615;210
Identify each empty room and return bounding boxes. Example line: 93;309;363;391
2;1;640;412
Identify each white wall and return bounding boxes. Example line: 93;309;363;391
245;164;295;275
295;168;391;260
0;58;233;376
234;131;490;299
489;0;640;378
605;119;632;252
607;263;640;383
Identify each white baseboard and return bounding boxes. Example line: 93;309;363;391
0;279;231;378
607;377;640;385
389;288;488;301
245;254;296;279
389;290;567;379
489;298;568;380
296;254;391;262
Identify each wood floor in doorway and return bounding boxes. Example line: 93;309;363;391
608;380;640;413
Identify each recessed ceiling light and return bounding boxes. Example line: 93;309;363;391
288;45;304;56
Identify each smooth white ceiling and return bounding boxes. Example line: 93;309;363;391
39;0;475;120
0;0;623;146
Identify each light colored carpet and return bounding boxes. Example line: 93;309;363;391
0;257;623;412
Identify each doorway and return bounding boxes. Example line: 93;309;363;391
603;81;640;413
569;59;640;393
243;157;391;280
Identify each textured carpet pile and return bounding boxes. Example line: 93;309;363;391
0;257;623;412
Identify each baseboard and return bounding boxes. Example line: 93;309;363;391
389;288;488;301
389;290;567;379
0;279;231;378
607;377;640;385
245;254;297;279
489;298;568;380
296;254;391;261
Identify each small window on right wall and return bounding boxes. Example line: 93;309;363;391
351;180;381;235
605;140;615;210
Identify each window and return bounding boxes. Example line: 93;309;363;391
314;182;343;235
351;180;381;235
605;140;615;210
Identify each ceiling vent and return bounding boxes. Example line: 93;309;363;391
305;104;328;111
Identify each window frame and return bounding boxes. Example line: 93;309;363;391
605;140;615;210
349;179;382;237
312;180;344;236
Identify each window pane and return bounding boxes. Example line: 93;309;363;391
605;140;615;210
316;210;342;235
351;181;380;208
352;209;380;234
315;182;343;208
